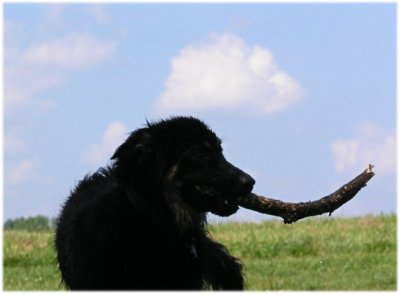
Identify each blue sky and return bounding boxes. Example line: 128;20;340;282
4;3;396;222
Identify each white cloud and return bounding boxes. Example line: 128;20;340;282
8;160;34;185
7;159;50;186
4;29;117;109
4;65;63;108
155;33;304;115
42;4;66;26
20;32;116;70
4;134;27;156
331;122;396;175
83;121;128;165
85;4;112;24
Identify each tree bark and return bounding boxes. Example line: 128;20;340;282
238;164;375;224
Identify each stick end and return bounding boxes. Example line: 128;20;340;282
367;164;375;174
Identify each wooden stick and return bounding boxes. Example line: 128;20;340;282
238;164;375;224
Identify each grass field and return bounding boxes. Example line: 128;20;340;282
3;214;396;290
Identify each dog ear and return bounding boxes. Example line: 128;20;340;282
110;128;159;186
111;129;152;160
111;127;165;204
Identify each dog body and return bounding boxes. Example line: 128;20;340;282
55;117;255;290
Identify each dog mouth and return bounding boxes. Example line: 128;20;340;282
194;185;241;217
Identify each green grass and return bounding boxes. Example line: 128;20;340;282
209;214;397;290
3;214;396;290
3;230;64;290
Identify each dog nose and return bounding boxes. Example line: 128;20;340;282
238;174;255;193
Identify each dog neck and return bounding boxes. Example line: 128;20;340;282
125;185;206;235
162;165;207;234
165;189;207;234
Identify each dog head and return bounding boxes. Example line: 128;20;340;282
111;116;255;217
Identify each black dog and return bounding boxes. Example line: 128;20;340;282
55;116;255;290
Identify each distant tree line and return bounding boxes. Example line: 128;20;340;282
4;215;57;231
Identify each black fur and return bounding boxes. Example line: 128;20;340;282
55;116;255;290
